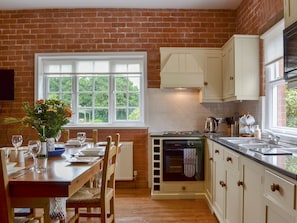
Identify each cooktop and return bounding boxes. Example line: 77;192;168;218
150;131;203;137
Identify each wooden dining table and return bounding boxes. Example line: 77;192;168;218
8;146;103;223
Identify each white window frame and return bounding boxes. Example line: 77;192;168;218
34;52;147;128
262;20;297;140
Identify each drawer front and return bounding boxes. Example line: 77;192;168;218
224;149;239;170
264;170;296;210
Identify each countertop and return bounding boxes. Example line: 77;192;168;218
209;135;297;180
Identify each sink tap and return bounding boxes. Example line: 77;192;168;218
267;132;280;145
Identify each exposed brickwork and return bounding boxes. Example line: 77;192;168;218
236;0;284;34
0;3;284;188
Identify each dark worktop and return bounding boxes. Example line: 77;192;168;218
209;135;297;180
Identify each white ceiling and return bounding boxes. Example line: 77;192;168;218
0;0;243;10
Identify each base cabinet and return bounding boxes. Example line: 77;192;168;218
212;142;225;222
205;139;214;205
240;157;265;223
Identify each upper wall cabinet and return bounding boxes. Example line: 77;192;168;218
199;49;222;103
222;35;260;102
284;0;297;28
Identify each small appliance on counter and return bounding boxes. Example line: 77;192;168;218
204;116;218;133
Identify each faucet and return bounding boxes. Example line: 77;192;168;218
267;131;280;145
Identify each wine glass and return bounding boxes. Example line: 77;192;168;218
28;140;41;171
77;132;86;146
11;135;23;150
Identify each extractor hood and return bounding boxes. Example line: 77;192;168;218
160;48;204;88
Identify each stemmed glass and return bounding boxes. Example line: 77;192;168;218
28;140;41;171
77;132;86;146
11;135;23;151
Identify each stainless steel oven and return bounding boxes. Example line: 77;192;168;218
163;139;204;181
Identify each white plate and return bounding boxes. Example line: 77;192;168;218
80;147;105;156
66;156;99;163
7;166;25;175
6;162;17;171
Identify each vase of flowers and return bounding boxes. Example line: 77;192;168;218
4;99;72;151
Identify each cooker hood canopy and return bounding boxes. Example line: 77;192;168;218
160;48;204;88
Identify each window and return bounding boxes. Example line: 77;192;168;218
263;20;297;137
35;52;147;127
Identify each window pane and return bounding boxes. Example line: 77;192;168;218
116;108;127;120
129;93;139;107
94;76;109;91
286;88;297;127
78;93;92;107
49;77;60;92
78;109;93;123
116;93;127;107
128;108;140;120
95;109;108;123
78;76;93;91
266;58;297;129
37;52;145;126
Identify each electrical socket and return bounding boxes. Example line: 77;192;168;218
133;170;138;176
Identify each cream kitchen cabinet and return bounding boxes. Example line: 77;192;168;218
264;169;296;223
224;149;241;223
199;49;222;103
212;142;241;223
212;142;225;223
222;35;260;102
240;156;265;223
211;142;265;223
284;0;297;28
205;138;214;206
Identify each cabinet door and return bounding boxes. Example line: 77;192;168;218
225;167;241;223
265;200;295;223
212;143;225;222
284;0;297;28
222;41;235;99
205;139;213;204
200;50;222;102
241;157;264;223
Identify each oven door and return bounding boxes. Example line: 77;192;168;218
163;148;198;181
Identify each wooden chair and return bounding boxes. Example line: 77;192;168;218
0;150;42;223
66;133;120;223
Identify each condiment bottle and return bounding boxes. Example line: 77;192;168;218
254;125;261;139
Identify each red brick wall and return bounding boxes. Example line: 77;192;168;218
0;8;236;188
0;4;284;188
236;0;284;34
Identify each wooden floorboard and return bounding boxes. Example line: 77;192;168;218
65;188;219;223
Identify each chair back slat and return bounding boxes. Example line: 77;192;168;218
0;149;14;223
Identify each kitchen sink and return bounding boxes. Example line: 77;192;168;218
218;137;294;155
219;137;263;145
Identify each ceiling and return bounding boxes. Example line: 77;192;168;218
0;0;243;10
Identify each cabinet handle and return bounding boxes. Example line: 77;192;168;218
237;181;244;187
209;157;213;161
226;157;232;162
204;82;208;86
270;183;280;192
215;150;220;154
219;181;226;187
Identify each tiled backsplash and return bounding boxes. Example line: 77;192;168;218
147;88;260;134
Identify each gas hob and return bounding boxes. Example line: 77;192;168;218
150;131;203;137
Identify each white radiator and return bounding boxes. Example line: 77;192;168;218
115;142;133;181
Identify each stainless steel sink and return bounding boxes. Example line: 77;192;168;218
219;137;262;145
218;137;293;155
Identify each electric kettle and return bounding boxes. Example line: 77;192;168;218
204;116;218;133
